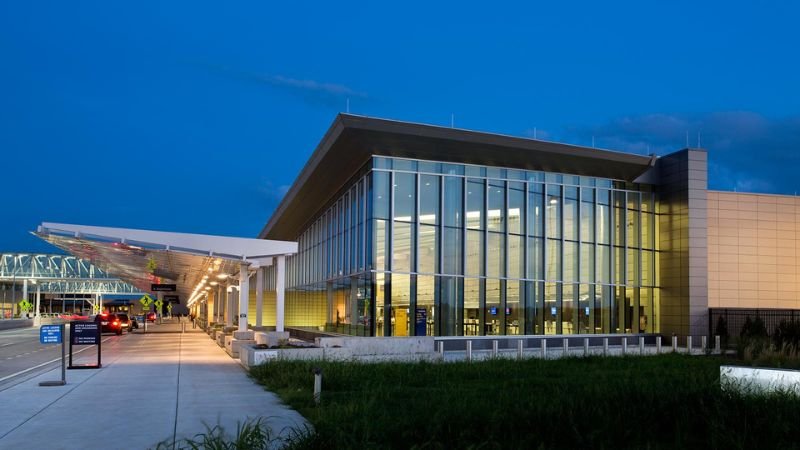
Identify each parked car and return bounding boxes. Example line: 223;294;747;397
115;313;132;333
146;312;157;323
94;313;123;335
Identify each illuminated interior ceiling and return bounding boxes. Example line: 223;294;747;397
34;223;298;304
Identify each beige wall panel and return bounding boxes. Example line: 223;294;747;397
709;191;800;310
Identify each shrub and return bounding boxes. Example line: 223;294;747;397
715;315;729;348
772;319;800;354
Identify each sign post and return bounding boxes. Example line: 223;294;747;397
139;294;154;334
38;324;66;386
68;322;101;369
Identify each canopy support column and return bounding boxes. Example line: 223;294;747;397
276;255;286;333
238;263;249;332
255;267;264;328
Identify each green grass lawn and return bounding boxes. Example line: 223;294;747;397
250;355;800;449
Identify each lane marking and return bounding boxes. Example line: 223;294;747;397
0;343;15;348
0;335;116;384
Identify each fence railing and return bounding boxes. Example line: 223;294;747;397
709;308;800;345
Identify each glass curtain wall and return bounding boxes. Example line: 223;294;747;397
271;155;659;337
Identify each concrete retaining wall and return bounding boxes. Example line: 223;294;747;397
721;365;800;394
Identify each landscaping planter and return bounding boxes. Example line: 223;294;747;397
721;365;800;394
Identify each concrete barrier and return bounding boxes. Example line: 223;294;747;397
0;319;33;331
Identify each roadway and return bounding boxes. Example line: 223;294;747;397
0;325;125;391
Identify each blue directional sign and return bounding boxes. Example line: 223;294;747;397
40;325;62;344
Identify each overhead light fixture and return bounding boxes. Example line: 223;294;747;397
216;273;228;280
209;281;219;286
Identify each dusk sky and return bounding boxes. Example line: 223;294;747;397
1;1;799;253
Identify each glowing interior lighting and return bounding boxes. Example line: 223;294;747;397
549;198;558;205
209;281;219;286
216;273;228;280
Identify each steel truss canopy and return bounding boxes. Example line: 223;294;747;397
0;253;143;295
34;223;298;304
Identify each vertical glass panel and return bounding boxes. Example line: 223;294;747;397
616;286;627;333
393;172;416;221
391;274;411;336
544;282;560;335
628;205;639;248
439;276;463;336
527;237;544;280
465;230;484;276
578;284;593;334
546;185;562;239
614;191;626;246
508;234;524;279
614;246;625;286
545;173;563;184
486;167;506;179
485;279;501;335
373;219;388;271
640;287;653;333
507;169;525;180
443;176;463;228
525;281;544;334
546;239;561;281
466;179;485;230
463;278;481;336
442;227;463;275
580;188;595;243
641;250;653;287
599;285;612;334
487;181;505;232
627;248;640;287
563;241;578;282
564;186;578;241
373;156;391;169
506;280;521;335
420;175;440;225
487;232;506;278
392;221;415;272
580;243;594;283
508;182;525;234
416;275;435;336
642;212;655;250
527;183;544;237
418;224;438;274
625;287;636;333
372;171;390;219
597;244;611;284
562;283;576;334
597;190;611;244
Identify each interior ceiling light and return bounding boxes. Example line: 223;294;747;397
209;281;219;286
216;273;228;279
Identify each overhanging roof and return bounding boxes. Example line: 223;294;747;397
35;223;297;303
260;114;656;240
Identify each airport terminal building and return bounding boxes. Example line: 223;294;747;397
33;114;800;340
258;114;724;338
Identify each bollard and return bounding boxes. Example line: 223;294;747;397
687;336;693;354
639;336;645;355
583;338;589;356
622;337;627;355
541;339;547;359
562;338;569;357
603;337;609;356
466;340;473;362
517;339;524;360
182;322;185;334
672;335;678;353
313;367;322;405
715;335;721;354
657;335;662;354
492;340;499;358
701;336;707;353
438;341;445;357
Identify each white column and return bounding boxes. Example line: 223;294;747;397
22;279;28;307
238;263;249;332
225;285;234;327
255;267;264;328
276;255;286;333
35;284;41;318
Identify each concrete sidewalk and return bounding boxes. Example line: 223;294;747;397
0;322;308;449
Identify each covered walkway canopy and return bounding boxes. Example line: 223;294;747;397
34;223;298;331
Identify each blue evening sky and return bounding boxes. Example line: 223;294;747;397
1;1;799;252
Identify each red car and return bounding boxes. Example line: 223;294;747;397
94;313;123;335
146;312;157;322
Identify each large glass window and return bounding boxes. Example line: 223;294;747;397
392;221;415;272
527;237;544;280
442;227;462;275
485;279;502;335
528;183;544;237
373;171;390;219
418;224;438;274
487;232;506;278
564;186;579;241
466;179;485;230
394;172;416;222
465;230;484;277
391;274;411;336
508;234;524;279
420;175;440;225
546;185;561;239
488;181;505;232
464;278;482;336
508;182;525;235
580;188;595;242
443;176;463;228
416;275;435;336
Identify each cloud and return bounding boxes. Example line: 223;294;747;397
192;61;368;108
558;112;800;195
